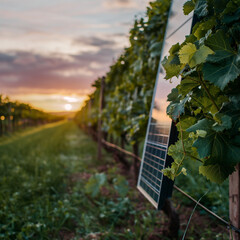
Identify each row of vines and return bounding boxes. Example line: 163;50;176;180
75;0;171;160
75;0;240;184
0;95;63;136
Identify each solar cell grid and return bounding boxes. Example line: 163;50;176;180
137;0;194;209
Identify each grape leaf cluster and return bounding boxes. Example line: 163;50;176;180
75;0;171;145
162;0;240;184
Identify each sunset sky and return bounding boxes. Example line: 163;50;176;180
0;0;149;112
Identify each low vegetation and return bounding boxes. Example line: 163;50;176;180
0;121;228;239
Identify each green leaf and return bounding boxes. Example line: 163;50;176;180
203;54;240;90
222;8;240;24
203;31;240;90
187;118;214;133
168;140;185;164
187;119;215;158
194;0;208;17
179;43;197;65
206;50;234;62
167;96;189;121
167;88;179;102
205;30;232;51
223;0;240;15
150;42;162;58
162;56;181;79
193;18;216;40
177;77;199;95
165;138;196;181
183;1;195;15
133;59;143;73
212;114;232;132
187;119;240;165
199;164;235;184
190;45;214;67
177;116;197;131
181;167;187;175
196;129;207;137
162;43;182;79
176;116;197;139
113;175;129;197
169;43;181;55
85;173;107;198
213;0;230;15
162;167;175;181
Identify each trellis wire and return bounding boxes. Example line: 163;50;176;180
182;190;210;240
100;138;240;234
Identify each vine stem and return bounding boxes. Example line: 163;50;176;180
185;153;203;163
175;155;186;177
198;72;220;112
179;120;203;164
173;120;203;178
174;121;186;177
179;121;186;154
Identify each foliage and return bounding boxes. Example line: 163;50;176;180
85;172;129;198
174;158;229;218
0;122;153;239
162;0;240;183
75;0;171;144
0;121;228;239
0;95;63;136
0;121;113;239
85;173;107;197
75;0;240;185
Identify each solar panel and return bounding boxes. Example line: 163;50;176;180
137;0;194;210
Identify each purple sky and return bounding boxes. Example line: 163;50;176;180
0;0;149;111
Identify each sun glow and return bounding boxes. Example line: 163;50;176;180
9;93;88;112
64;103;73;111
63;96;79;103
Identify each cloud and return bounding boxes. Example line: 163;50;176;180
0;32;128;98
0;39;122;95
103;0;136;9
73;36;116;48
0;0;149;111
2;75;19;83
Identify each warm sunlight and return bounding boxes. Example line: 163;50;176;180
64;103;73;111
9;93;87;112
63;96;79;103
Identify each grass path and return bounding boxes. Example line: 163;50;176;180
0;121;229;240
0;121;112;239
0;120;66;146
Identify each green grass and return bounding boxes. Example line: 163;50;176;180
0;121;113;239
0;121;229;239
0;121;65;146
0;121;163;240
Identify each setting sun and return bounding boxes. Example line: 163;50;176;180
64;103;73;111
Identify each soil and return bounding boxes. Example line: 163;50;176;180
64;155;228;240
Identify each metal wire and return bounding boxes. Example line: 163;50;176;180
98;137;240;234
174;185;240;234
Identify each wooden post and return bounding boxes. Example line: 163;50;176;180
162;199;179;239
109;134;114;144
7;103;12;133
121;134;125;149
133;142;140;183
0;118;2;136
97;77;105;161
229;164;240;240
88;100;92;135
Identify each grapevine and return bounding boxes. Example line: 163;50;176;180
162;0;240;183
75;0;171;145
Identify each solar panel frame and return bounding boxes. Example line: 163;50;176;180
137;0;194;210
